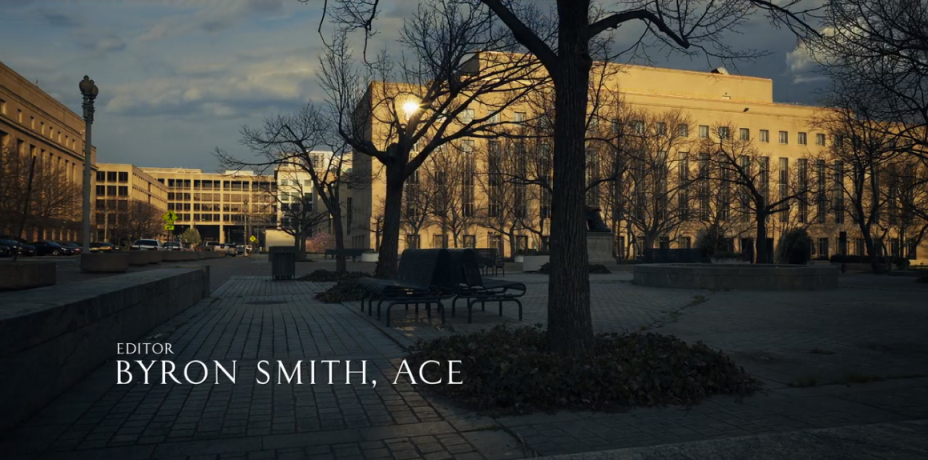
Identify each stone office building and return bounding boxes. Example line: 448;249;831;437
0;60;97;242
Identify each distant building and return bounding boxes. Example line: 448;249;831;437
93;164;169;243
139;167;276;245
0;60;97;241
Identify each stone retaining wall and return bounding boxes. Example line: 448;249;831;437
0;267;210;432
633;263;839;290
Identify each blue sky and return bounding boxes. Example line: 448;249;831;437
0;0;825;171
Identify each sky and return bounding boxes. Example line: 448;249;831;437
0;0;827;171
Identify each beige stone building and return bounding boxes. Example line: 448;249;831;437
348;53;928;264
93;163;169;243
140;168;277;245
0;60;97;242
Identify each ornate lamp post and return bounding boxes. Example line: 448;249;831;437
79;76;98;252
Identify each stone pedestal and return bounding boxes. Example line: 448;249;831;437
587;232;615;265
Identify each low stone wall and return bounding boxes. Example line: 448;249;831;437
0;266;210;432
633;263;839;290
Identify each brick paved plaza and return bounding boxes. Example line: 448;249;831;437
2;256;928;459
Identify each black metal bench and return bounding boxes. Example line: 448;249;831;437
436;249;525;323
357;249;448;327
324;248;366;261
474;248;505;276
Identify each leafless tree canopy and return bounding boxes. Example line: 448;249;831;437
0;142;81;239
808;0;928;152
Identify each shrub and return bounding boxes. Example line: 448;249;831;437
710;251;742;260
299;269;367;282
537;263;611;274
775;228;812;265
315;279;365;303
406;325;761;414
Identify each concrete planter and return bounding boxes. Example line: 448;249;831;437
0;262;56;290
523;255;550;272
149;251;163;264
514;255;524;263
360;252;379;263
80;253;130;273
128;251;155;266
163;251;197;262
634;263;839;290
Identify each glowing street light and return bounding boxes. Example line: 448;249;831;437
402;100;420;119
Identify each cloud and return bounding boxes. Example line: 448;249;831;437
139;0;287;42
103;50;320;119
35;7;82;28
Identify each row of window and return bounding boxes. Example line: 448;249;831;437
0;98;81;152
158;178;276;191
166;203;265;212
0;131;80;185
95;171;130;183
95;185;129;197
166;193;273;203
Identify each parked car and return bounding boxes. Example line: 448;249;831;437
236;245;246;256
1;239;37;257
226;244;239;256
56;242;82;255
0;244;11;257
205;241;222;251
89;242;115;252
29;241;65;256
163;242;182;251
0;235;28;245
131;239;163;251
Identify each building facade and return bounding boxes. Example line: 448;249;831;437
93;163;169;244
348;54;928;264
0;60;97;242
140;168;276;246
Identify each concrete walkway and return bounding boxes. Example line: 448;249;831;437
2;261;927;459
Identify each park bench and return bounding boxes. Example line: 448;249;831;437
474;248;505;276
436;249;525;324
324;248;366;261
357;249;448;327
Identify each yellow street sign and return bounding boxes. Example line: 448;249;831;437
249;235;257;243
162;210;178;222
164;224;175;231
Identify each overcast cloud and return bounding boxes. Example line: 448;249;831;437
0;0;828;171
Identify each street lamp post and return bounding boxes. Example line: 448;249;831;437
79;76;99;252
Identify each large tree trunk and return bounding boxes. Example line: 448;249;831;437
755;210;768;264
375;165;404;278
331;209;347;273
546;3;594;355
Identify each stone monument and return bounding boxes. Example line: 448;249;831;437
584;205;615;265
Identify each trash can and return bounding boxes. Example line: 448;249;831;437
269;246;296;280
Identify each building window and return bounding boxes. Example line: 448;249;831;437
106;186;116;196
432;234;448;248
463;235;476;248
513;112;525;124
717;126;730;139
95;185;105;196
118;186;128;197
816;133;826;146
460;108;474;124
797;158;808;223
677;124;688;137
107;171;117;182
798;132;807;145
488;233;503;254
834;160;844;224
779;131;789;144
118;172;129;182
854;239;865;256
633;120;645;134
678;236;692;249
488;113;499;124
817;238;829;259
96;171;106;182
698;125;709;139
760;129;770;143
778;157;788;222
740;128;750;141
656;122;667;136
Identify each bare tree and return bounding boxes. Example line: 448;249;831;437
272;166;332;260
215;103;359;273
0;142;81;241
400;168;436;250
106;200;163;247
426;144;479;249
318;0;817;353
701;123;810;264
807;0;928;154
318;1;543;278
